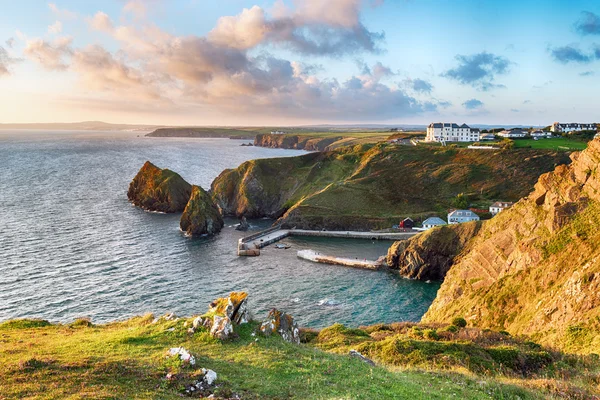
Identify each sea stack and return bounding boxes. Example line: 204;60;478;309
127;161;192;213
180;185;224;236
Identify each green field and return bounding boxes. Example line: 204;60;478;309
1;317;597;399
512;137;588;150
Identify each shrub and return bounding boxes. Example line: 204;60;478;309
423;329;439;341
444;325;459;333
451;317;467;328
0;319;52;330
69;318;93;328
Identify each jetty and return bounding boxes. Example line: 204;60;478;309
297;249;384;270
237;225;418;256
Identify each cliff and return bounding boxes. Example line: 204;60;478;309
127;161;192;213
254;134;343;151
180;185;224;236
147;127;256;139
211;144;571;230
386;222;481;280
423;139;600;353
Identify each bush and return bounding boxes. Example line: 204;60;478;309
444;325;459;333
451;317;467;328
423;329;439;341
0;319;52;330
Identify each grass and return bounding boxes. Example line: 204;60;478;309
3;316;597;399
512;138;588;151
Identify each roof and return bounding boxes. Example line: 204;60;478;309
402;217;414;222
448;209;478;218
428;122;471;129
422;217;446;226
490;202;514;208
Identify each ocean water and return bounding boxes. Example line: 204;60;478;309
0;130;440;328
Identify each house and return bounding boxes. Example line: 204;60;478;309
447;209;480;224
489;202;514;215
422;217;447;230
551;123;597;133
498;128;526;138
479;133;496;141
426;123;480;142
399;218;414;229
530;130;551;138
270;130;286;135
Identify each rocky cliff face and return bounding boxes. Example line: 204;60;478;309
211;144;570;230
386;222;481;280
423;139;600;353
127;161;192;213
254;134;342;151
180;185;224;236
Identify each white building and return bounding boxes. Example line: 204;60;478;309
448;209;480;224
489;202;514;216
498;129;526;138
422;217;447;230
531;130;551;138
270;130;286;135
426;123;480;142
551;123;597;133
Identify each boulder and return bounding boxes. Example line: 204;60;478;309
260;309;300;344
128;161;192;213
180;185;224;236
210;315;233;340
235;216;250;231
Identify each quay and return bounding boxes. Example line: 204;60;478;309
297;249;384;270
237;225;418;256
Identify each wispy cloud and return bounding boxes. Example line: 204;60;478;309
550;45;592;64
442;52;510;91
48;21;62;34
579;71;595;76
404;78;433;94
462;98;484;110
0;46;21;76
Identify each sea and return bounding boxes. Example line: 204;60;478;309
0;130;440;328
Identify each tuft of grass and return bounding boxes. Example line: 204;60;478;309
0;319;52;330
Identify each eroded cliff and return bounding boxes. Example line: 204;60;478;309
180;185;224;236
423;139;600;353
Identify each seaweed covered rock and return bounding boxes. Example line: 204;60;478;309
260;309;300;344
180;185;224;236
127;161;192;213
386;222;481;280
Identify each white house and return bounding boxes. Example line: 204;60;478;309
422;217;447;230
270;130;286;135
426;123;480;142
530;130;551;138
448;209;480;224
551;123;597;133
479;133;496;141
489;202;514;216
498;129;526;138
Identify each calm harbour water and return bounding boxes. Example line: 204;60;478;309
0;130;440;328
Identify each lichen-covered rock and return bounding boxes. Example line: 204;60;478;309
210;315;233;340
260;309;300;344
386;222;481;281
128;161;192;213
180;185;224;236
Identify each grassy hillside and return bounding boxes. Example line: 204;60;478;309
211;143;571;230
423;139;600;354
1;317;598;399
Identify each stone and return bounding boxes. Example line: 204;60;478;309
207;292;249;325
349;349;375;366
180;185;224;236
210;315;233;340
192;316;204;330
167;347;196;366
235;216;250;231
260;308;300;344
127;161;192;213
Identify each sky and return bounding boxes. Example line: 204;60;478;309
0;0;599;126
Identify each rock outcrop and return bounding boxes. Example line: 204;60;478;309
387;222;481;280
180;185;224;236
423;139;600;353
128;161;192;213
254;134;343;151
260;309;300;344
200;292;249;340
211;144;570;230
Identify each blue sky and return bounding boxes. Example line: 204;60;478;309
0;0;598;125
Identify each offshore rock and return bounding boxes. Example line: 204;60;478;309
180;185;224;236
386;222;481;281
235;216;250;231
127;161;192;213
260;309;300;344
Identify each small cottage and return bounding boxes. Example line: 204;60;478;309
422;217;447;230
448;210;480;224
399;218;414;229
489;201;514;215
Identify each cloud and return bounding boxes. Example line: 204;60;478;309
5;37;15;48
579;71;595;76
89;12;114;32
207;1;384;56
48;21;62;34
523;99;531;104
574;11;600;35
442;52;510;91
404;78;433;93
550;45;592;64
48;3;77;19
510;108;519;112
462;98;484;110
0;46;21;76
24;36;73;70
